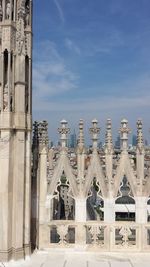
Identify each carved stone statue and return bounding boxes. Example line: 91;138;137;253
18;0;26;9
0;2;2;22
16;18;25;55
25;10;30;26
25;0;30;26
6;1;11;20
18;0;26;18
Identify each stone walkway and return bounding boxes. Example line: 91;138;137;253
3;250;150;267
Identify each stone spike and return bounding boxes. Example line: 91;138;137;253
137;119;144;147
58;119;70;148
105;119;113;147
78;119;84;144
119;119;131;151
32;121;39;147
89;119;100;149
38;120;49;148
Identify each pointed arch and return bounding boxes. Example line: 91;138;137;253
84;151;107;198
116;175;135;203
52;171;75;220
114;152;137;198
86;177;104;221
48;152;78;197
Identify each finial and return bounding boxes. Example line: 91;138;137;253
89;119;100;149
119;119;131;151
58;119;70;148
137;119;144;150
38;120;49;148
32;121;39;147
105;119;113;151
77;119;84;153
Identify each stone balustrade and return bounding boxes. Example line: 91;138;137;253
47;221;150;252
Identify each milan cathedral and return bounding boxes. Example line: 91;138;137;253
0;0;150;263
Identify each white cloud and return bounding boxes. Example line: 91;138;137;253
53;0;65;23
33;67;150;142
33;57;150;113
33;91;150;142
33;93;150;112
33;41;78;99
65;38;81;55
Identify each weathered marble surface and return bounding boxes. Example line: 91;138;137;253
3;251;150;267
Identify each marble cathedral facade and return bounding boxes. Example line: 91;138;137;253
0;0;150;264
0;0;32;262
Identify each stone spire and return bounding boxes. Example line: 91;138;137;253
38;121;49;150
89;119;100;149
119;119;131;151
58;119;70;148
32;121;39;148
77;119;84;153
105;119;113;153
136;119;144;152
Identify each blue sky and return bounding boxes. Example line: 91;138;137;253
33;0;150;143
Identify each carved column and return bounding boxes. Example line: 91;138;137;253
0;131;12;261
135;196;147;223
73;120;86;246
38;121;49;248
75;120;86;222
28;58;32;114
30;0;32;26
104;199;115;223
13;0;16;21
2;0;5;21
24;131;31;255
135;120;147;223
136;119;145;188
89;119;100;151
10;0;13;21
119;119;131;152
58;119;70;149
75;199;86;222
105;119;113;189
7;51;11;111
0;2;2;22
38;121;49;224
104;119;115;222
31;121;39;249
77;119;85;188
1;52;4;111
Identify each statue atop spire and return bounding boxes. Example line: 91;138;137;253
77;119;85;153
89;119;100;150
38;121;49;150
58;120;70;149
119;119;131;151
105;119;113;153
137;119;144;153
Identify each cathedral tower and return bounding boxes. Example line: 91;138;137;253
0;0;32;261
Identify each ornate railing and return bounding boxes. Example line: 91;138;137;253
47;221;150;251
